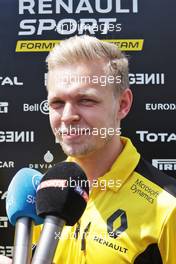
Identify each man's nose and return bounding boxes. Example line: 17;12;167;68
61;102;80;123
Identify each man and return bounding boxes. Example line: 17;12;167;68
1;35;176;263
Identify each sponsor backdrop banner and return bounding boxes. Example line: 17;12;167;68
0;0;175;255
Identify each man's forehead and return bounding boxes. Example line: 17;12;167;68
47;67;108;93
48;85;101;99
48;60;106;76
47;60;114;96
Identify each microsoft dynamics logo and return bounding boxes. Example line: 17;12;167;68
152;159;176;171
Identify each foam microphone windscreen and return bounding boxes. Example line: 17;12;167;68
36;161;89;225
6;168;43;225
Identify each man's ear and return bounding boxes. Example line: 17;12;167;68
116;88;133;120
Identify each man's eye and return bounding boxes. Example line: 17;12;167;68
49;101;65;108
80;99;96;105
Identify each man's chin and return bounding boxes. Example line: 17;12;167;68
62;149;87;158
61;143;93;158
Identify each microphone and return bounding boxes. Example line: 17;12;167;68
31;161;89;264
6;168;43;264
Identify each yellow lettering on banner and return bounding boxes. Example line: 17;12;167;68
104;39;144;51
16;40;60;52
16;39;144;52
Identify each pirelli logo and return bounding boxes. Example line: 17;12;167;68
152;159;176;171
15;39;144;52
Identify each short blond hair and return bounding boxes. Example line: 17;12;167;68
46;35;129;93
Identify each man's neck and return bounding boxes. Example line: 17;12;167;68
73;137;124;184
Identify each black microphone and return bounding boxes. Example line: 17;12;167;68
31;161;89;264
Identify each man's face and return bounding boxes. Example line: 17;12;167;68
47;60;121;158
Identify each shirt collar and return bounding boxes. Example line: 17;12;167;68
66;137;140;192
97;137;140;192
